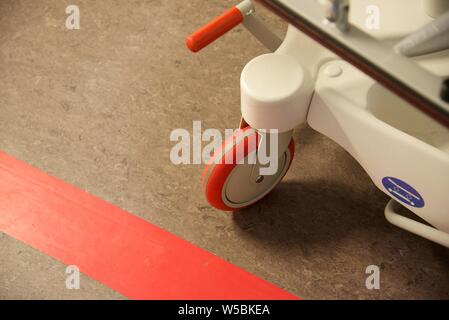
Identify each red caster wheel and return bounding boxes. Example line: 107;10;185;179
202;126;295;211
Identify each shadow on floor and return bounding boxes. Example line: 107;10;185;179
232;179;385;245
232;179;449;267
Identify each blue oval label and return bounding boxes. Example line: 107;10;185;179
382;177;424;208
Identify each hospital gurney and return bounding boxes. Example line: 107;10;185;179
186;0;449;248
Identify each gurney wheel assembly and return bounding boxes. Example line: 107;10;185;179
202;126;295;211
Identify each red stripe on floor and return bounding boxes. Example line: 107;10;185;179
0;152;297;300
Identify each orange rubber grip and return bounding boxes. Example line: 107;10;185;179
186;7;244;52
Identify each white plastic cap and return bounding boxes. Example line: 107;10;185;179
240;53;311;132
